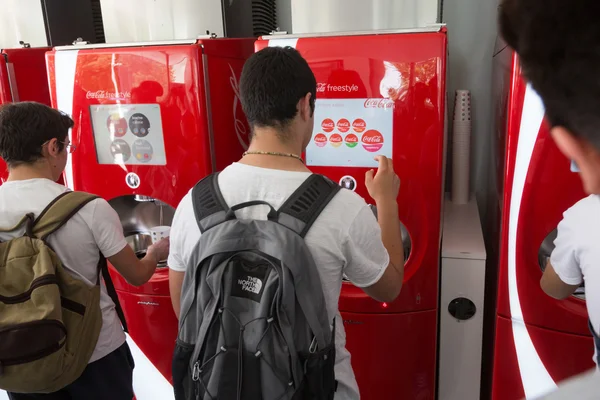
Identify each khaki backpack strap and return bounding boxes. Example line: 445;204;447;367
0;213;34;235
32;191;100;240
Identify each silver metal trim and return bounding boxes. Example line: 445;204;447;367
6;63;19;102
54;39;197;51
201;45;217;173
260;24;445;40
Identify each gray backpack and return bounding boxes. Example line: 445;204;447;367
173;173;339;400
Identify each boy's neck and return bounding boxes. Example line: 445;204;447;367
7;162;55;182
239;127;309;172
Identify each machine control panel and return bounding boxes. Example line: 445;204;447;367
90;103;167;166
306;98;394;168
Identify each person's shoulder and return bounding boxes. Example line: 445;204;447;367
330;187;370;210
563;195;600;226
318;187;372;229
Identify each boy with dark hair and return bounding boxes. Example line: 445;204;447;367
168;46;405;399
498;0;600;387
0;102;169;399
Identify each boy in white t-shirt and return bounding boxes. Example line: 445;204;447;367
168;47;406;399
499;0;600;375
0;102;169;400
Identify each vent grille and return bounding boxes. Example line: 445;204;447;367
252;0;277;37
90;0;106;43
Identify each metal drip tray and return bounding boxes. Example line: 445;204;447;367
539;229;585;300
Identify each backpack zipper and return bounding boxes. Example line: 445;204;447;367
0;319;67;375
0;275;58;304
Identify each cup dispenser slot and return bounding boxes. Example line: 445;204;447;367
109;195;175;268
343;204;411;283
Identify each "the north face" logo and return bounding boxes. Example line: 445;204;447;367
237;276;263;294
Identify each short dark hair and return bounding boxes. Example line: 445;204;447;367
0;102;73;167
499;0;600;149
240;46;316;136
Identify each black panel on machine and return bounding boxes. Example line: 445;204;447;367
40;0;106;46
223;0;277;38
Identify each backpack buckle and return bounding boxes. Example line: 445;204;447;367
192;362;201;382
309;337;318;353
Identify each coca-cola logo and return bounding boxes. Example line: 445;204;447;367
361;129;384;152
314;133;328;148
321;119;335;133
329;133;343;148
364;99;395;109
345;133;358;148
352;119;366;133
86;90;131;100
337;119;350;133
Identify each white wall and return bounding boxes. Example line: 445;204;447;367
442;0;499;219
99;0;225;42
289;0;438;34
0;0;48;48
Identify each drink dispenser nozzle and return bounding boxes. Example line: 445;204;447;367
134;195;154;202
133;195;169;225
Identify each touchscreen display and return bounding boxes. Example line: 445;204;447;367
90;104;167;166
306;99;394;168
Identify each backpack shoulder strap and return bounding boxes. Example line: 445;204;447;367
32;191;99;240
192;173;229;234
278;174;340;238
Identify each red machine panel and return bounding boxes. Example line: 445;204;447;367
491;48;593;400
342;310;437;400
0;47;53;183
47;38;254;383
257;27;447;399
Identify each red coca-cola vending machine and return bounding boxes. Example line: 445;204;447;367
0;46;53;183
257;26;447;400
46;37;254;396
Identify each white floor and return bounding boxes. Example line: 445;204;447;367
0;335;174;400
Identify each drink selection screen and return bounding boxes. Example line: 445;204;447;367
306;98;394;168
90;104;167;166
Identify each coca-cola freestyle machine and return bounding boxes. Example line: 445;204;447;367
0;45;53;183
257;26;447;399
46;37;254;388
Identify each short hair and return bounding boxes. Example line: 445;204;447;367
0;102;73;167
499;0;600;149
240;46;316;137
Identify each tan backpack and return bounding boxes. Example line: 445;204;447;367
0;191;126;394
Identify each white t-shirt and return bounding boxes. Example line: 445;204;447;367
0;178;128;362
551;194;600;365
168;163;390;399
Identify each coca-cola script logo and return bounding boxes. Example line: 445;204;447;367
352;119;366;133
361;129;384;153
86;90;131;100
321;119;335;133
337;119;350;133
345;133;358;148
329;133;343;148
364;99;395;110
314;133;328;148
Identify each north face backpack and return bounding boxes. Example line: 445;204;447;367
0;191;127;393
173;173;340;400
